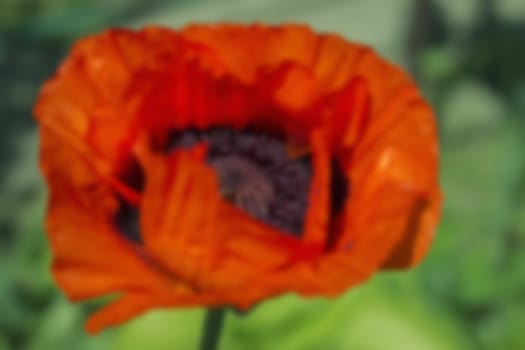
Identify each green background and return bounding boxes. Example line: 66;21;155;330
1;0;525;349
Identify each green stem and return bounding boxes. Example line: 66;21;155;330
199;308;226;350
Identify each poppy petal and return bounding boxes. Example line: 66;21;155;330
380;192;441;268
46;178;175;301
345;86;441;266
42;139;176;300
85;288;234;334
138;143;221;289
86;293;160;334
301;130;330;247
181;24;319;83
137;142;302;291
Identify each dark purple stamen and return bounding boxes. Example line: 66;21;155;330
169;127;313;236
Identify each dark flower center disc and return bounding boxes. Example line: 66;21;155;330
116;127;314;244
169;127;313;236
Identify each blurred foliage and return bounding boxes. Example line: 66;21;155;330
1;0;525;349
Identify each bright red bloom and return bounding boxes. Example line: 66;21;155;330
34;24;441;334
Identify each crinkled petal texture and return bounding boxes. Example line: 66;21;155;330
35;24;441;334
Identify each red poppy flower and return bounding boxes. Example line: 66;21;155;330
34;24;441;334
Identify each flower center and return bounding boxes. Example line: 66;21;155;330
210;156;274;221
169;127;313;236
115;127;315;244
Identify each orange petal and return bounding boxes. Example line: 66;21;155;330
301;130;330;248
181;24;319;84
381;188;442;268
35;29;136;168
138;144;221;289
328;181;430;283
328;76;371;152
85;292;198;334
180;24;396;98
46;175;175;301
206;202;308;290
85;287;237;334
86;293;161;334
137;142;305;291
347;89;441;265
42;131;174;300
